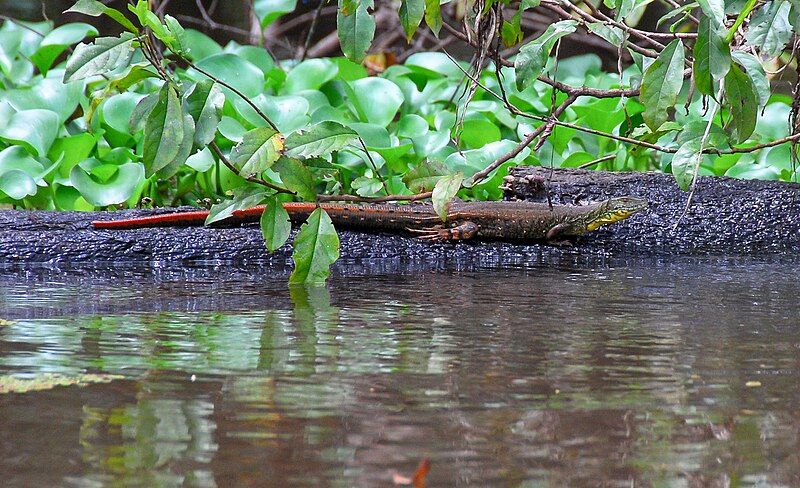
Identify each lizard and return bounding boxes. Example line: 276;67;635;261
92;197;647;243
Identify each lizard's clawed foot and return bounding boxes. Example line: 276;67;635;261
408;221;479;242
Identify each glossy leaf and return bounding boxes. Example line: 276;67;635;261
0;169;37;200
65;0;138;32
399;0;425;42
261;197;291;252
697;0;725;28
184;80;224;146
515;20;578;90
640;39;685;131
143;84;184;177
731;52;769;107
347;77;404;126
725;63;758;143
290;208;340;284
693;17;730;96
285;121;358;158
63;33;137;82
282;59;338;94
431;172;463;220
188;54;265;98
254;0;297;26
156;114;195;179
337;0;376;63
231;127;285;174
70;162;145;206
0;109;60;157
31;23;98;75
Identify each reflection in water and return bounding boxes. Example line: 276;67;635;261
0;258;799;486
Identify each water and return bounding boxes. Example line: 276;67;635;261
0;258;798;486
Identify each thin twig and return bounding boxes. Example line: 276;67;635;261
209;141;293;194
358;137;389;195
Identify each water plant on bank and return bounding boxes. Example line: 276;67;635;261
0;0;797;282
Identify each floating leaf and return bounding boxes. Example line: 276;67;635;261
290;208;340;284
30;23;98;75
261;196;291;252
0;169;37;200
0;109;60;157
347;77;404;127
70;161;145;206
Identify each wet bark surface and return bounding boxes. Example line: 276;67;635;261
1;167;799;265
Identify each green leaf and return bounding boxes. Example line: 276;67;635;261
724;63;758;143
30;23;98;75
697;0;725;28
290;208;340;284
501;12;523;48
745;0;792;58
514;20;578;90
273;156;316;201
521;0;541;9
347;77;404;127
254;0;297;27
0;169;37;200
231;127;285;174
261;197;292;252
4;77;84;124
163;15;189;55
671;138;702;190
399;0;425;42
431;172;463;220
640;39;685;131
731;51;769;107
182;29;221;61
63;33;137;82
587;22;624;46
424;0;442;36
403;159;448;192
281;58;338;94
143;84;184;177
70;161;144;206
130;92;159;132
285;121;358;158
156;114;195;179
65;0;138;32
693;17;730;96
0;109;60;157
337;0;376;63
187;54;265;99
185;147;215;172
184;80;224;146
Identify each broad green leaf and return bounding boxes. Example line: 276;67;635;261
671;138;702;190
521;0;541;9
274;157;317;201
399;0;425;42
187;54;265;98
163;15;189;55
231;127;285;174
587;22;624;46
397;114;429;138
3;77;84;124
30;23;98;75
337;0;376;63
290;208;340;284
185;147;215;172
182;29;222;61
261;197;292;252
285;121;358;158
693;17;730;96
0;109;60;157
347;77;404;127
130;92;159;132
501;12;523;48
129;2;174;45
424;0;442;36
184;80;224;146
431;172;463;220
254;0;297;26
143;84;184;177
63;33;137;82
731;51;769;107
725;63;758;143
514;20;578;90
48;133;97;177
697;0;725;28
459;114;501;148
640;39;685;131
0;169;37;200
65;0;138;32
282;59;338;94
102;92;146;134
105;63;157;92
205;186;271;224
70;161;144;206
745;1;792;58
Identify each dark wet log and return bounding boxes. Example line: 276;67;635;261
504;167;800;254
1;167;799;265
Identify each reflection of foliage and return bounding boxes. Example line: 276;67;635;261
0;373;123;393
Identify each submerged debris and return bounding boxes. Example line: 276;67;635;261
0;373;124;394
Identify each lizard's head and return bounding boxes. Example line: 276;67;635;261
585;196;648;231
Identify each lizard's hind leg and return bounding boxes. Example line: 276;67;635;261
408;221;479;242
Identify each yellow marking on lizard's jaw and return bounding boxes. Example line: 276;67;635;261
586;209;637;231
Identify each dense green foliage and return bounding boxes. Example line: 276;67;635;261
0;0;798;281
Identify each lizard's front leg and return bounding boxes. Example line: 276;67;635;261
545;223;575;246
409;221;479;242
